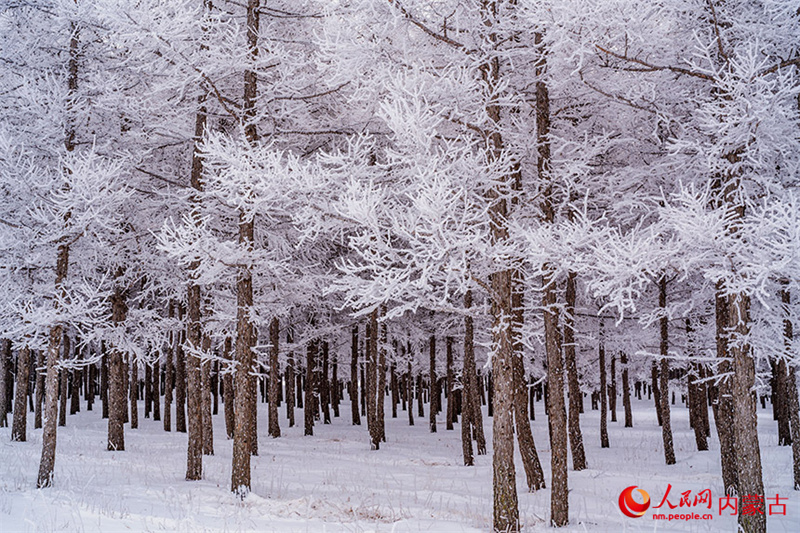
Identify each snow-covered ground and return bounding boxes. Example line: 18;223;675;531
1;395;797;532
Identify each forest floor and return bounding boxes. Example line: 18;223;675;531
1;394;798;532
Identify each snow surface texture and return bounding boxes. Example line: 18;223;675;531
1;397;797;532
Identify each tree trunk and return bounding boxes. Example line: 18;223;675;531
332;351;340;418
377;311;387;442
175;325;187;433
564;272;586;469
320;340;331;425
350;324;360;425
686;319;708;451
429;335;437;433
11;346;31;442
513;351;546;491
598;323;609;449
445;337;455;430
268;317;281;437
201;335;213;456
35;349;45;429
144;357;152;419
304;339;316;436
222;337;234;439
0;340;9;428
621;352;633;428
163;302;174;432
285;329;295;428
728;293;766;533
107;285;127;452
780;288;800;490
101;344;109;420
651;360;662;426
367;310;380;449
658;276;676;465
712;287;738;493
58;335;70;427
463;291;486;456
609;352;617;423
70;346;81;416
129;357;138;430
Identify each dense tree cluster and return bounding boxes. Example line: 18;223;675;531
1;1;798;532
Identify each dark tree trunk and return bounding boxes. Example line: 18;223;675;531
163;302;174;432
513;351;545;491
201;336;213;456
129;357;139;430
564;272;586;469
416;374;424;419
609;352;617;423
11;346;31;442
101;345;109;420
350;324;360;425
775;358;792;446
285;330;295;428
304;340;316;436
429;335;437;433
0;339;9;428
658;276;675;465
651;360;662;427
463;292;486;457
391;360;399;420
38;325;64;487
223;337;234;439
377;311;387;442
445;337;455;430
366;310;380;449
70;345;81;416
332;351;340;418
686;319;708;451
268;317;281;437
107;286;127;452
175;326;187;434
598;323;609;449
35;350;45;429
152;360;161;421
621;352;633;428
144;358;152;419
780;289;800;490
728;293;766;533
712;287;738;493
320;340;331;425
58;334;70;427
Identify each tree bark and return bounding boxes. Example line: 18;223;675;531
285;329;295;428
320;340;331;425
377;311;387;442
609;352;617;423
107;285;127;453
163;302;175;432
658;276;676;465
712;286;738;493
780;288;800;490
222;337;234;439
268;317;281;437
201;335;213;455
564;272;586;469
686;319;708;451
129;357;138;430
350;324;360;425
429;335;437;433
599;323;609;449
728;293;766;533
621;352;633;428
513;350;546;491
11;346;31;442
0;340;9;428
445;336;455;430
304;339;316;436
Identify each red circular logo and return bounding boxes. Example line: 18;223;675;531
619;486;651;518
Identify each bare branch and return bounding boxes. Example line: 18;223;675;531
595;45;716;82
